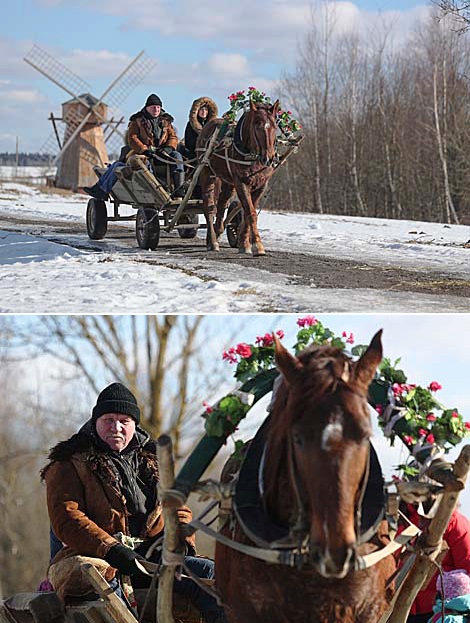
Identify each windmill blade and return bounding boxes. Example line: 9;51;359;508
85;51;156;141
24;44;91;102
53;110;93;165
24;44;124;140
97;50;156;112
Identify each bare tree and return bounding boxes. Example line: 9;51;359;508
8;315;248;457
434;1;470;27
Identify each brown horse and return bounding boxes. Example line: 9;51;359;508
196;99;279;255
215;331;397;623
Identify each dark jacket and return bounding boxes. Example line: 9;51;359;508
184;96;218;158
126;108;178;154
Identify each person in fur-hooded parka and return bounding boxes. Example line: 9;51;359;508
183;96;218;159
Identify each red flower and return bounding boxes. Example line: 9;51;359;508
426;433;435;444
222;347;237;364
203;400;213;414
426;413;437;422
235;343;252;359
403;435;415;445
452;411;460;418
341;331;354;344
375;404;383;416
419;428;428;437
428;381;442;392
465;422;470;430
297;315;318;328
276;329;285;339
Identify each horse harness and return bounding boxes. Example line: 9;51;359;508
196;114;278;185
188;413;419;572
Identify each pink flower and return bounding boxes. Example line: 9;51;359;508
235;343;252;359
297;315;318;328
392;383;404;396
426;413;437;422
248;86;256;91
403;435;415;446
465;422;470;430
276;329;285;339
341;331;354;344
202;400;213;414
392;383;416;396
222;347;238;364
452;411;460;418
426;433;435;444
428;381;442;392
375;404;383;416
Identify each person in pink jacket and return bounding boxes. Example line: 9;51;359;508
405;505;470;623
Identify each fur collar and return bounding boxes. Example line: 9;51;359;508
188;96;218;133
40;419;157;481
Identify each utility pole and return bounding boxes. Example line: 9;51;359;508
15;136;19;178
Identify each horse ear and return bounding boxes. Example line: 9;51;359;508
249;98;257;112
271;99;280;116
273;333;303;386
353;330;383;392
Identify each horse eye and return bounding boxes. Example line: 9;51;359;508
293;432;303;447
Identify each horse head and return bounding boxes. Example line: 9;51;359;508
247;99;280;166
264;331;383;579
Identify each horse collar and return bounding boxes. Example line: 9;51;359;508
233;115;261;162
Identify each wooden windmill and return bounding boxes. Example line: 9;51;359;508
24;45;156;190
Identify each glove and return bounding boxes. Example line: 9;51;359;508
143;147;157;158
104;543;144;576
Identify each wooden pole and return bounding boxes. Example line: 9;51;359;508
167;127;221;231
156;434;183;623
81;563;139;623
387;444;470;623
15;136;19;178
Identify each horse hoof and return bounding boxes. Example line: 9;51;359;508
238;246;252;255
206;244;220;252
252;245;266;256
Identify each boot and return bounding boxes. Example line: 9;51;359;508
172;171;186;198
83;182;109;201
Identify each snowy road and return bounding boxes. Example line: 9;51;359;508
0;182;469;313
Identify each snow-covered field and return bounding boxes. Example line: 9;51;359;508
0;181;469;313
0;164;56;185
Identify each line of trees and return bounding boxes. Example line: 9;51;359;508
270;4;470;225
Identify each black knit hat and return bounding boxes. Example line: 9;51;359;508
145;93;162;107
92;382;140;424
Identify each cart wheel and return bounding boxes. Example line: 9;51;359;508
86;198;107;240
178;213;199;239
226;202;243;248
136;207;160;250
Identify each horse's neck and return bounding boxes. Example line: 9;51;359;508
262;443;297;526
234;114;253;152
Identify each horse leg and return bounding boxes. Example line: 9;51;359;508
246;186;266;256
199;170;219;252
214;182;234;240
235;183;265;256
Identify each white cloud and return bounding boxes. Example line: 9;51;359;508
207;53;249;76
2;89;47;104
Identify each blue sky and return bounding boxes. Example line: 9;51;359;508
0;0;430;152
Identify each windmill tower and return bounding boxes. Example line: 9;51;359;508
24;45;156;190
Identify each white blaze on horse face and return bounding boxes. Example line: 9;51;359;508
321;411;343;451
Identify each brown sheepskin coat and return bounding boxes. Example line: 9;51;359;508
126;109;178;154
42;423;194;590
